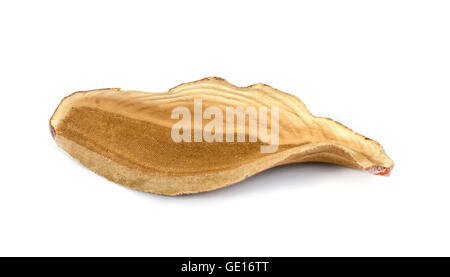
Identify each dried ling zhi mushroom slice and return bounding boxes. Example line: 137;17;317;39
50;77;394;195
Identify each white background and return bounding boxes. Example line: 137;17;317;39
1;1;449;257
